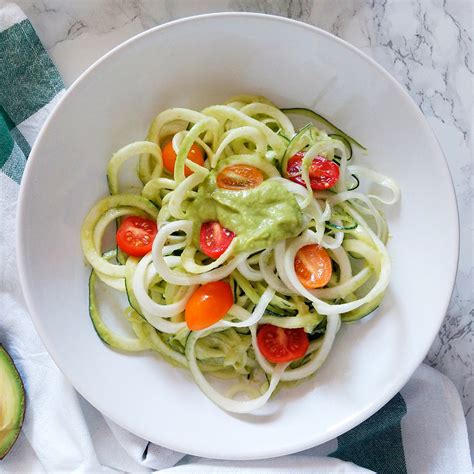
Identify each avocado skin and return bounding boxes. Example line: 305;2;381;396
0;345;26;460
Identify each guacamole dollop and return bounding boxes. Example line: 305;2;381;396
187;176;303;254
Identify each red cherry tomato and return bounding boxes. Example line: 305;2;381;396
286;152;340;190
200;221;235;259
116;216;157;257
257;324;309;363
216;165;264;190
185;281;234;330
162;139;204;177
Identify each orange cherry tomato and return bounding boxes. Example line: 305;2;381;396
257;324;309;363
216;165;264;190
116;216;157;257
185;281;233;330
294;244;332;289
162;139;204;177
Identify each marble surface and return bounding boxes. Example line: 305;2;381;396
13;0;473;450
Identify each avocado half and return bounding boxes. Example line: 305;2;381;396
0;345;25;459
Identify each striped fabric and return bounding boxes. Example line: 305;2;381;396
0;3;471;473
0;3;64;183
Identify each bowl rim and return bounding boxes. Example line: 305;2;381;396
16;11;460;460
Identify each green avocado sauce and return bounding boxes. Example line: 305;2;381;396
186;174;304;254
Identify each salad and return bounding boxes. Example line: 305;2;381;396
81;95;400;413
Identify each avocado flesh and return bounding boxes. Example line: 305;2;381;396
0;345;25;459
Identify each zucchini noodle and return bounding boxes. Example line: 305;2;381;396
81;95;400;413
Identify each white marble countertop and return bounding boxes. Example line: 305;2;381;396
14;0;472;451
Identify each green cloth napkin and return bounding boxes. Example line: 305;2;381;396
0;4;63;183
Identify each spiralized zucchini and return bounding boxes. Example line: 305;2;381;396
81;95;400;413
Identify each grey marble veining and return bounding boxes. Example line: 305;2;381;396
12;0;473;451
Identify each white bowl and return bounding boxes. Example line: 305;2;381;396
17;13;458;459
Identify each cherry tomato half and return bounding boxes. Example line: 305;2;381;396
185;281;234;330
116;216;157;257
294;244;332;289
286;152;340;190
200;221;235;259
162;139;204;177
216;165;264;190
257;324;309;363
